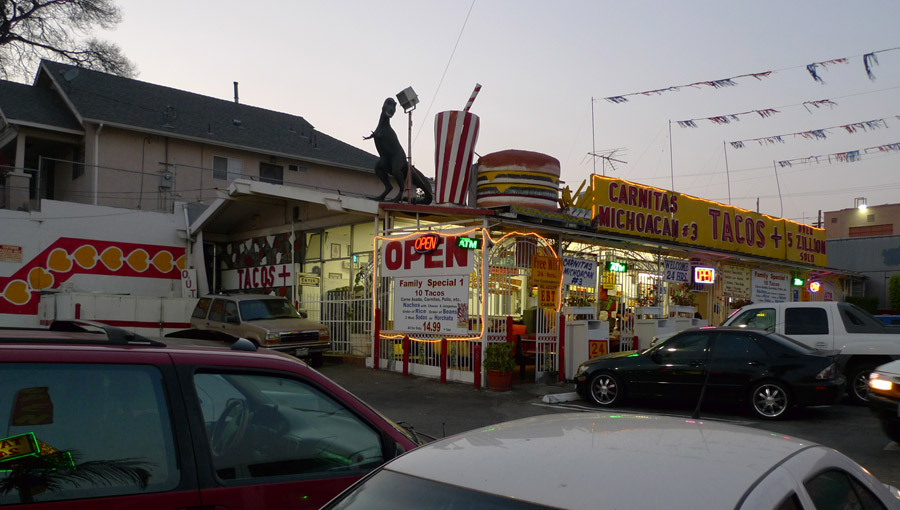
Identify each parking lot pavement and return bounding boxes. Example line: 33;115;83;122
319;362;576;438
319;361;899;486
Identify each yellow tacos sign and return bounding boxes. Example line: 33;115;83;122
590;175;827;267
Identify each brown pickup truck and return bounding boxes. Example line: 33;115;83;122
190;294;330;367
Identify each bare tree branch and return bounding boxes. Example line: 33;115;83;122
0;0;134;81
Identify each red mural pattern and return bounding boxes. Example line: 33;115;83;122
0;237;186;314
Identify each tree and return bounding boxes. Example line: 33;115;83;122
0;0;135;81
889;274;900;313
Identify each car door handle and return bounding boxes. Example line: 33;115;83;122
689;361;704;367
748;361;761;366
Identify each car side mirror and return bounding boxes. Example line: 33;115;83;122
298;310;308;319
650;351;662;364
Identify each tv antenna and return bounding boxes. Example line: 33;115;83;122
588;147;628;176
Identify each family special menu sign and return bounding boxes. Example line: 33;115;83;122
751;269;790;303
382;234;475;335
394;276;469;334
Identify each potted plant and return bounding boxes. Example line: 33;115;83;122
484;342;516;391
669;283;696;316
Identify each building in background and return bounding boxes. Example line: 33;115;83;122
825;202;900;311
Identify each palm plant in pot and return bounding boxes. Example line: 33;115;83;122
484;341;516;391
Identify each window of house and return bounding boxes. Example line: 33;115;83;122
259;163;284;185
213;156;243;181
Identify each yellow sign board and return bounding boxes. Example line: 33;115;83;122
590;175;827;267
589;339;609;358
783;220;828;266
531;255;562;286
538;286;558;308
0;433;39;463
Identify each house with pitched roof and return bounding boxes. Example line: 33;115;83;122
0;61;388;332
1;60;381;211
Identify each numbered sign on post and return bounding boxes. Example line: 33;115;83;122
589;339;609;358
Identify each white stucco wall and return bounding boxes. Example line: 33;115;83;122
0;199;189;326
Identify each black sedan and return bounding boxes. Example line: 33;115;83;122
574;327;845;420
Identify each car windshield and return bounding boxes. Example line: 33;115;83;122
325;470;548;510
239;299;303;320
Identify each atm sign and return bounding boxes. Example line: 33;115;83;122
605;261;628;273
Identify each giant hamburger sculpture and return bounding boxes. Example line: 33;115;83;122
475;149;561;210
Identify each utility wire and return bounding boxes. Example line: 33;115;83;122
413;0;477;147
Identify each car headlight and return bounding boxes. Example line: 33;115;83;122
869;372;893;392
266;332;281;342
320;328;330;340
575;364;587;377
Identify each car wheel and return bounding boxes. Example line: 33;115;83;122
750;381;791;420
588;372;624;407
847;364;877;405
309;352;324;368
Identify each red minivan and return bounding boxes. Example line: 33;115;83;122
0;322;419;509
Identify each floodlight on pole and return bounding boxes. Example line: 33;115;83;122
396;87;418;203
854;197;867;211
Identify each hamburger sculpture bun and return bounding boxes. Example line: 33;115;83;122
476;149;560;210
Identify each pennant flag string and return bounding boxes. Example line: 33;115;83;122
806;58;849;84
677;108;781;127
776;140;900;167
599;46;900;103
728;117;891;149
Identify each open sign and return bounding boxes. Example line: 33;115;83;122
381;235;473;277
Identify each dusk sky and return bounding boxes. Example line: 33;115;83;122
100;0;900;224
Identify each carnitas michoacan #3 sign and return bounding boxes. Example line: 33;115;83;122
590;175;826;267
380;235;475;277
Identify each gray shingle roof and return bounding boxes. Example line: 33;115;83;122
37;60;376;172
0;79;83;133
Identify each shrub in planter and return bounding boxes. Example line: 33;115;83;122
484;342;516;372
484;342;516;391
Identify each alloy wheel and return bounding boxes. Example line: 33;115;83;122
590;373;620;406
751;382;789;419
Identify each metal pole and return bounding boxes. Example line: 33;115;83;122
406;110;414;204
668;120;675;191
723;141;732;205
773;161;784;217
591;98;597;175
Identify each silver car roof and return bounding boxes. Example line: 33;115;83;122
383;413;819;509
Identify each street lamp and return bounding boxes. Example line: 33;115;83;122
854;197;867;211
396;87;418;203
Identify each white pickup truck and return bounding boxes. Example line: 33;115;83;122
721;301;900;404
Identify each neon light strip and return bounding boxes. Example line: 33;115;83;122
373;228;564;343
